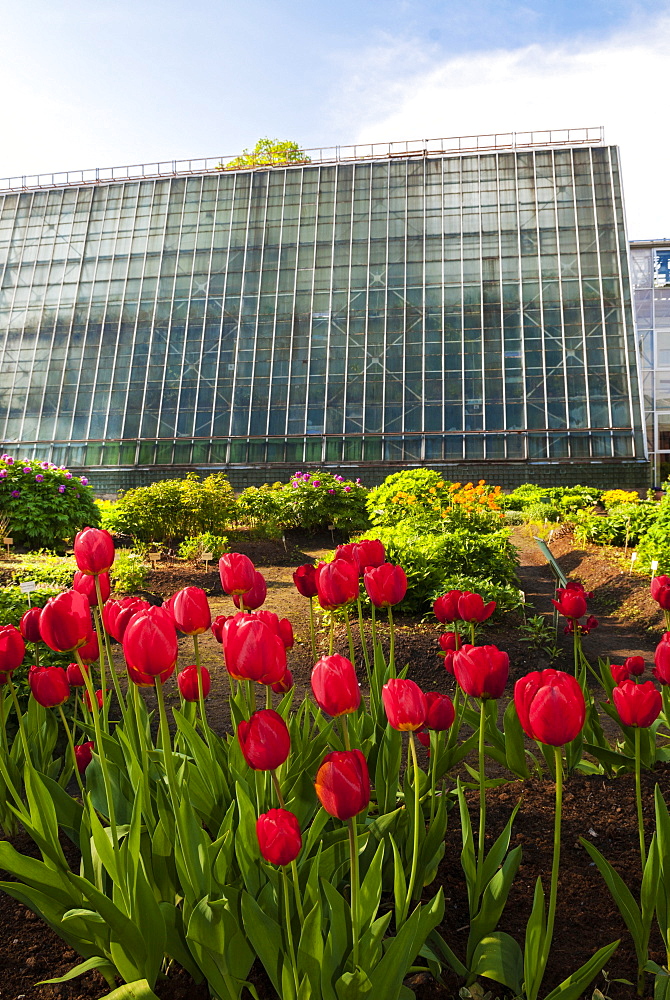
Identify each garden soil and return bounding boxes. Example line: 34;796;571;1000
0;527;666;999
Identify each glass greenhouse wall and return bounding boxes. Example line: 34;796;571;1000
0;142;648;488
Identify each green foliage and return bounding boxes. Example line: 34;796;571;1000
367;469;451;528
637;484;670;572
12;552;76;589
110;551;147;593
221;137;309;170
178;533;228;562
112;473;237;542
0;584;61;627
95;499;126;534
355;520;519;614
0;457;100;549
573;501;658;548
236;483;286;530
502;483;602;514
280;470;370;532
522;501;563;524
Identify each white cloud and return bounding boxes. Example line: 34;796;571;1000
334;16;670;239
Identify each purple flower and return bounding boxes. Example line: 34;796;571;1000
344;486;351;492
292;482;299;488
65;472;72;479
312;481;321;487
5;457;14;465
40;461;49;470
35;474;44;482
22;467;31;474
303;474;310;481
328;489;335;494
80;477;88;486
0;471;6;479
355;479;361;485
10;490;19;498
58;485;66;494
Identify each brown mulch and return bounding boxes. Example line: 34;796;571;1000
0;527;666;998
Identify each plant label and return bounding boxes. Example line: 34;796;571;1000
19;581;37;594
651;560;659;571
200;552;214;562
148;553;161;563
3;537;12;545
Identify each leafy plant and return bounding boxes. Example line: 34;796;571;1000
112;473;237;542
110;550;147;593
280;471;369;533
221;137;310;170
0;457;100;549
12;552;76;589
178;534;229;562
573;502;658;548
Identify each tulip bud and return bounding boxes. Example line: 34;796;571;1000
651;575;670;610
315;749;370;820
293;564;318;598
551;588;587;621
78;630;100;664
654;639;670;684
28;665;70;707
0;624;25;672
278;618;294;650
73;570;110;605
67;661;89;687
353;539;385;574
457;592;496;624
102;597;151;643
439;632;458;652
221;614;286;685
123;607;178;683
416;728;431;749
211;614;231;643
19;608;42;644
514;669;585;746
256;808;302;866
453;644;509;700
425;691;455;731
433;590;463;624
219;553;256;596
613;679;662;729
237;709;291;770
73;527;115;575
39;590;92;653
364;563;408;609
271;668;294;694
233;571;267;611
169;586;212;635
610;662;630;685
74;741;94;774
315;559;359;610
382;678;427;731
84;688;104;712
624;656;645;676
311;655;361;717
177;664;211;702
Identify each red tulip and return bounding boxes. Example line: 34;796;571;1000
102;597;151;642
610;662;630;685
40;590;92;653
311;655;361;717
237;709;290;770
315;749;370;820
293;564;318;598
126;660;175;687
73;570;110;605
123;607;178;683
625;656;645;676
74;527;115;575
84;688;104;712
651;575;670;610
19;608;42;644
353;539;385;574
382;678;427;731
221;614;286;684
458;592;496;624
453;644;509;699
613;680;662;728
439;632;458;652
211;614;231;643
334;543;358;566
247;610;294;649
271;668;294;694
67;661;89;687
177;664;211;701
416;728;431;749
551;588;587;620
654;639;670;684
0;624;25;672
514;669;586;746
315;559;359;610
233;571;267;611
219;553;256;596
78;630;100;664
28;665;70;707
425;691;455;731
364;563;408;608
433;590;463;624
74;741;94;774
169;586;212;635
256;808;302;866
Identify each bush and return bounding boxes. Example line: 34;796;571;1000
0;584;62;627
236;484;286;531
0;457;100;549
112;473;237;542
522;501;563;524
601;489;640;509
366;470;503;532
280;471;369;533
178;533;228;562
109;550;147;593
574;501;658;548
12;552;76;589
502;483;602;514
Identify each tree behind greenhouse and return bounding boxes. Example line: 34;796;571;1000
220;137;309;170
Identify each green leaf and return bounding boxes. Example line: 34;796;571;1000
96;980;161;1000
467;847;522;967
503;700;530;778
38;955;118;985
470;931;523;993
335;967;373;999
241;891;284;995
543;940;620;1000
359;839;384;929
523;877;546;1000
580;839;643;955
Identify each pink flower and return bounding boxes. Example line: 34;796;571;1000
22;467;31;474
65;472;72;479
10;490;19;498
35;474;44;482
80;477;88;486
58;485;66;493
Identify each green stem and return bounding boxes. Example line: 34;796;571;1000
75;650;120;851
193;634;211;748
283;867;301;997
8;676;31;765
33;640;40;667
388;606;395;672
469;622;475;645
265;684;272;709
402;732;422;922
94;599;125;719
93;576;110;730
348;816;360;969
635;727;646;867
329;616;334;656
340;713;351;750
538;746;564;982
475;699;486;898
429;730;439;824
344;608;356;667
271;771;304;920
454;627;461;650
447;686;461;749
0;689;8;755
58;705;85;796
573;624;580;677
356;595;371;680
308;597;317;661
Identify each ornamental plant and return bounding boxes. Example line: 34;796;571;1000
279;469;369;533
0;456;100;549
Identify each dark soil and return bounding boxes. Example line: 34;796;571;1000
0;527;665;998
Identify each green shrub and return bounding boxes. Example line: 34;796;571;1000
280;471;369;533
178;533;228;562
574;501;658;548
110;551;147;593
112;473;237;542
502;483;602;514
95;499;126;534
0;585;62;627
522;501;562;524
236;484;286;530
0;457;100;549
366;470;504;533
12;552;76;589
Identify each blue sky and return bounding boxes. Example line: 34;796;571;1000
1;1;668;235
